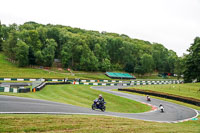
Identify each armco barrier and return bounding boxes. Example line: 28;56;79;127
0;78;183;84
118;88;200;106
72;80;182;86
18;88;30;93
80;79;183;84
32;82;71;92
0;78;45;82
0;78;67;82
0;87;18;93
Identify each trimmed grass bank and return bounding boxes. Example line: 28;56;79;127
128;83;200;100
0;53;111;79
0;85;150;113
0;114;199;133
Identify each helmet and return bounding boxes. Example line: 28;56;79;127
99;94;102;98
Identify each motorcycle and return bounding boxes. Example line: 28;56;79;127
159;106;164;113
146;96;151;102
92;99;106;112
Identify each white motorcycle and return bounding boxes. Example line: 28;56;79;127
159;106;164;113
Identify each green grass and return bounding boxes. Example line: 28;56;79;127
128;83;200;100
0;52;110;79
0;53;68;78
0;53;111;80
75;73;111;80
135;75;178;79
0;114;199;133
0;85;150;113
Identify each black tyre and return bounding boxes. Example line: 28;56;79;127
92;104;96;110
101;106;106;112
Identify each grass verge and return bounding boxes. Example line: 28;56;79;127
0;53;110;80
0;85;150;113
127;83;200;100
0;114;199;133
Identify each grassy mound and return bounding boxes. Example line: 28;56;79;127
0;114;199;133
0;53;112;79
0;53;66;78
0;52;114;79
0;85;150;113
129;83;200;100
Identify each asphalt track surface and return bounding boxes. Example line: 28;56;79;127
0;86;199;123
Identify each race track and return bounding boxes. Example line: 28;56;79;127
0;86;199;123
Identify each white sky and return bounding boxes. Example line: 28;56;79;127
0;0;200;56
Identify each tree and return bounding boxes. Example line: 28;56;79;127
101;58;111;72
174;57;184;80
152;43;168;72
167;50;178;73
135;65;145;76
80;44;99;71
42;39;57;67
15;40;29;67
3;31;18;59
19;30;42;51
0;21;179;72
0;21;3;51
61;44;72;68
35;50;44;65
183;37;200;82
36;26;48;45
124;63;134;73
106;37;123;63
120;41;138;72
140;54;154;74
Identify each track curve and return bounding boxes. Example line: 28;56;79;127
0;86;198;123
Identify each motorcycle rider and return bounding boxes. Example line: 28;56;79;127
159;103;163;107
98;94;105;107
146;95;151;101
159;103;164;112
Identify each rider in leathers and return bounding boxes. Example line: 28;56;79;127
98;94;104;107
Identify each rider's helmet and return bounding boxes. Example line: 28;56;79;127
160;103;162;106
99;94;102;98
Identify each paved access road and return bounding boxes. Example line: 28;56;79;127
0;86;198;123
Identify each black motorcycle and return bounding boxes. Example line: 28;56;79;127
92;99;106;112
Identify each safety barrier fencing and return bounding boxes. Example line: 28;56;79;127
0;87;30;93
0;78;183;93
0;78;183;83
72;80;183;86
32;82;71;92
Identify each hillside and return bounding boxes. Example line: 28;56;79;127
0;52;66;78
0;52;113;79
0;22;178;75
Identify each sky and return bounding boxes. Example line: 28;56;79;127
0;0;199;56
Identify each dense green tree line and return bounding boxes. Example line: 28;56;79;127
0;21;179;74
183;37;200;82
